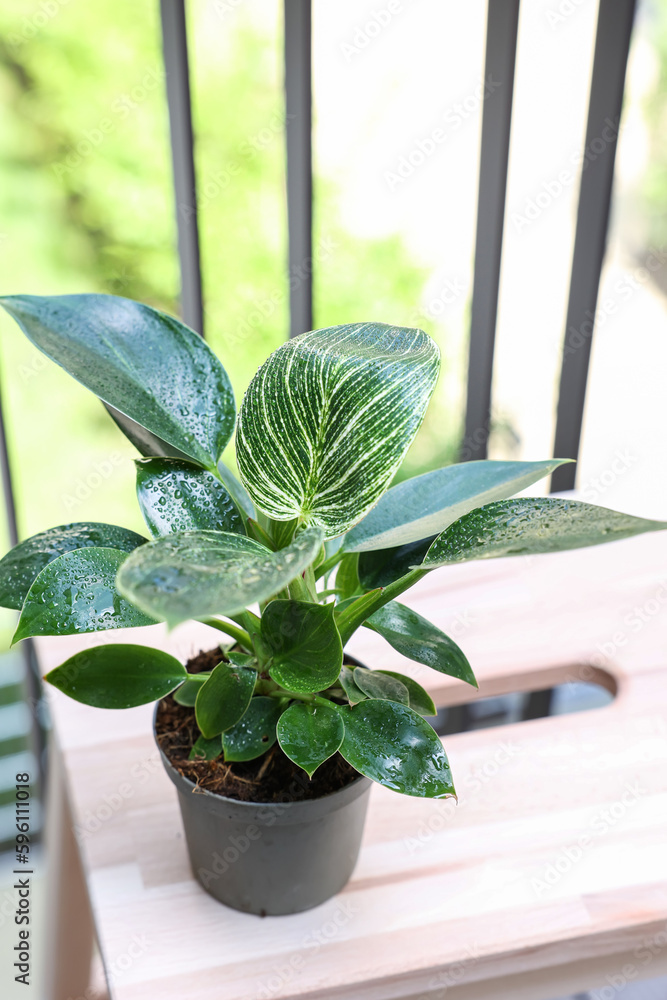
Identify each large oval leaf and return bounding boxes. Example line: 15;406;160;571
340;699;455;798
422;498;667;567
364;601;477;687
116;527;324;627
277;702;345;777
344;458;570;552
0;294;235;469
195;662;257;738
236;323;439;537
222;696;284;761
45;643;186;708
13;548;155;643
135;458;244;537
262;600;343;693
0;522;147;611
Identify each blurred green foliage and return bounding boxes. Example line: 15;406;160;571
0;0;458;582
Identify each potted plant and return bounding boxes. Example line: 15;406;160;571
1;294;664;915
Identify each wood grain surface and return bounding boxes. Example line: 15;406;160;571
39;529;667;1000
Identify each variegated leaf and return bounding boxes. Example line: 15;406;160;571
236;323;439;538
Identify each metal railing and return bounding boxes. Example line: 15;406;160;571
0;0;638;746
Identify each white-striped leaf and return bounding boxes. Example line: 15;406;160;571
116;527;323;627
343;458;571;552
421;498;667;567
236;323;439;538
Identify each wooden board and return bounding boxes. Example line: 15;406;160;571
39;530;667;1000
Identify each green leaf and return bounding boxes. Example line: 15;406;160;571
334;589;383;645
422;498;667;567
335;553;361;599
353;667;409;705
13;548;155;643
105;403;195;463
45;643;186;708
195;662;257;738
189;734;223;761
226;651;256;668
0;522;147;611
173;672;210;707
0;294;235;469
340;700;455;798
135;458;244;537
365;602;477;687
344;458;570;552
116;527;324;627
222;696;284;762
339;665;367;705
376;670;436;717
217;461;256;520
236;323;439;537
276;702;345;777
262;600;343;694
358;537;434;590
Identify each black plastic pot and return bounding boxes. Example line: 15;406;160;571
155;724;371;916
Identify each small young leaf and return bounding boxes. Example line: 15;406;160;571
376;670;436;717
222;697;284;762
0;522;147;611
226;651;256;668
277;702;345;777
173;673;210;707
353;667;409;705
0;294;236;469
116;527;324;627
422;498;667;567
189;734;223;761
364;601;477;687
45;643;186;708
13;548;155;644
195;662;257;739
340;700;455;798
135;458;244;537
263;600;343;694
339;665;367;706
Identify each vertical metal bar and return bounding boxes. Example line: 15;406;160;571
284;0;313;338
0;375;47;784
461;0;520;461
551;0;636;493
160;0;205;337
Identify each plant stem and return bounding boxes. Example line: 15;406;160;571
314;549;345;581
336;567;431;644
199;617;253;650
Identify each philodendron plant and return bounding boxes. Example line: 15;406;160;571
1;295;665;800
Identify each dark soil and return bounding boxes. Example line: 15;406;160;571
155;647;361;804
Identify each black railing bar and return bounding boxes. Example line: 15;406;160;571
284;0;313;338
551;0;636;493
461;0;521;462
160;0;205;337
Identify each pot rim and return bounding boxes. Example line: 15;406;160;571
153;701;371;816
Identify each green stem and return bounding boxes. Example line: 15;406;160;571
199;617;253;650
336;567;431;645
314;549;345;581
